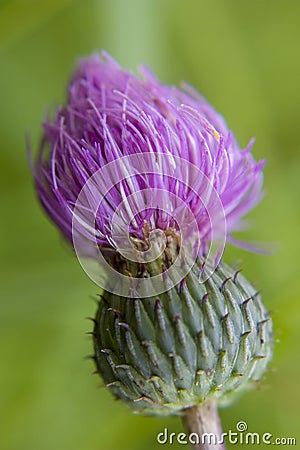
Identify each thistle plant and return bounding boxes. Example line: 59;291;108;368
33;52;272;449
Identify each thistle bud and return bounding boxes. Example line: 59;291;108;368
93;256;272;415
33;52;272;421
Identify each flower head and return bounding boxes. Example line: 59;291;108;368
33;53;273;411
34;51;264;259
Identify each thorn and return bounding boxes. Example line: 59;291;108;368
85;331;96;336
118;322;130;329
201;293;209;302
85;317;98;325
99;294;110;305
219;277;232;291
221;312;230;321
91;370;99;375
241;297;252;306
233;270;242;284
258;318;270;326
241;331;251;339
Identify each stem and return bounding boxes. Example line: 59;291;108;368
182;401;226;450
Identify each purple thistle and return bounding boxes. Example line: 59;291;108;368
34;51;264;258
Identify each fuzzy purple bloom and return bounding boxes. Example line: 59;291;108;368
34;51;264;257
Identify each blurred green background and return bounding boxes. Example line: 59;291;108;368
1;0;299;449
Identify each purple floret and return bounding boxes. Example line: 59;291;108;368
34;51;264;255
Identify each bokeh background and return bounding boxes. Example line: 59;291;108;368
1;0;300;449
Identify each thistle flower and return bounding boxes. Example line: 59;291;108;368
34;51;264;260
33;52;272;444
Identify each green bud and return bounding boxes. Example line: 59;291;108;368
92;259;272;416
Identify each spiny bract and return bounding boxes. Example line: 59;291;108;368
92;260;272;415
